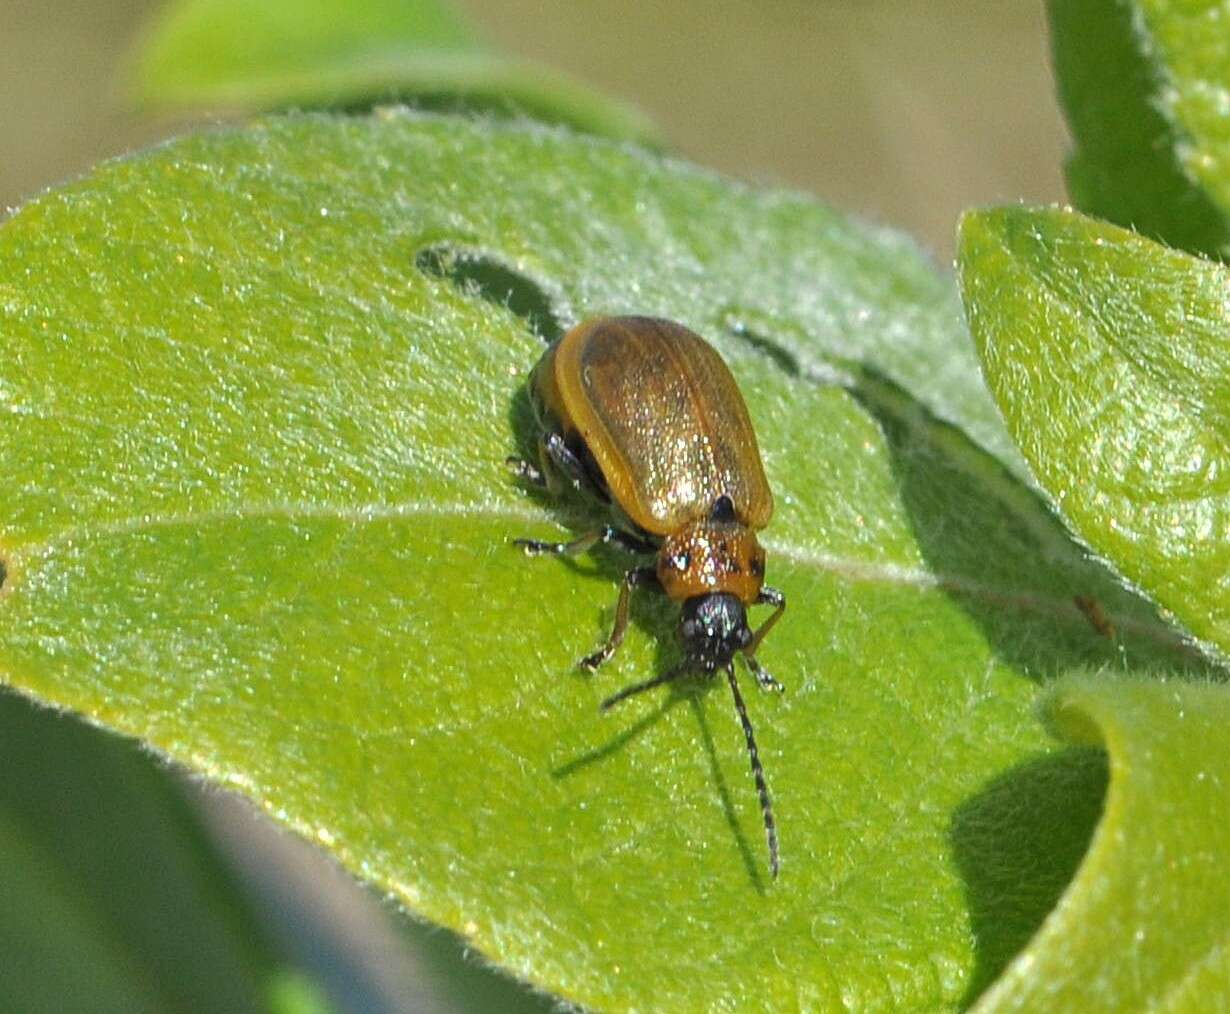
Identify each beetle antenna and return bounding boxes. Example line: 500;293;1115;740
725;664;779;879
600;662;687;711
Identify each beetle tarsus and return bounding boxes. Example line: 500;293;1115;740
579;649;610;672
506;455;546;487
513;536;569;556
514;529;603;557
513;526;653;559
745;653;785;693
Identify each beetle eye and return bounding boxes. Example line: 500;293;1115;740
673;552;691;571
681;620;698;639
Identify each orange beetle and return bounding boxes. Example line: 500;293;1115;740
509;316;786;877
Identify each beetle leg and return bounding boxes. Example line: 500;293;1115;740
606;528;658;555
579;566;659;671
743;586;786;692
514;529;603;557
744;653;785;694
505;455;546;487
513;525;653;557
542;432;607;500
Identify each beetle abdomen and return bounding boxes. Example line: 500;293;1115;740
543;317;772;535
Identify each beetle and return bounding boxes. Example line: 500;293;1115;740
508;315;787;878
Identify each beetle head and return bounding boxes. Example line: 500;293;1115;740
679;593;752;671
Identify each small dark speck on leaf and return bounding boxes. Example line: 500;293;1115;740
1074;594;1116;639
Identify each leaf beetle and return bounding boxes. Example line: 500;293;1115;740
509;315;787;877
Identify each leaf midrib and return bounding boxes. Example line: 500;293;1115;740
3;499;1182;647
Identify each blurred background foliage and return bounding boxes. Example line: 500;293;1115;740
2;0;1067;260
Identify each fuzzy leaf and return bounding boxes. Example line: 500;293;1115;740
959;205;1230;657
0;113;1206;1009
1049;0;1230;258
961;203;1230;1006
976;675;1230;1011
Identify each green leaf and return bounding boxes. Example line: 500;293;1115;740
0;113;1208;1009
1048;0;1230;258
130;0;660;145
958;204;1230;657
976;674;1230;1011
0;691;301;1013
960;206;1230;1007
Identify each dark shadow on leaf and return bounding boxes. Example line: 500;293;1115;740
501;379;611;539
950;746;1108;1008
551;697;678;780
552;667;769;892
726;320;1218;683
426;241;613;582
845;365;1215;681
731;326;801;376
690;694;766;894
504;382;543;488
415;243;563;343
